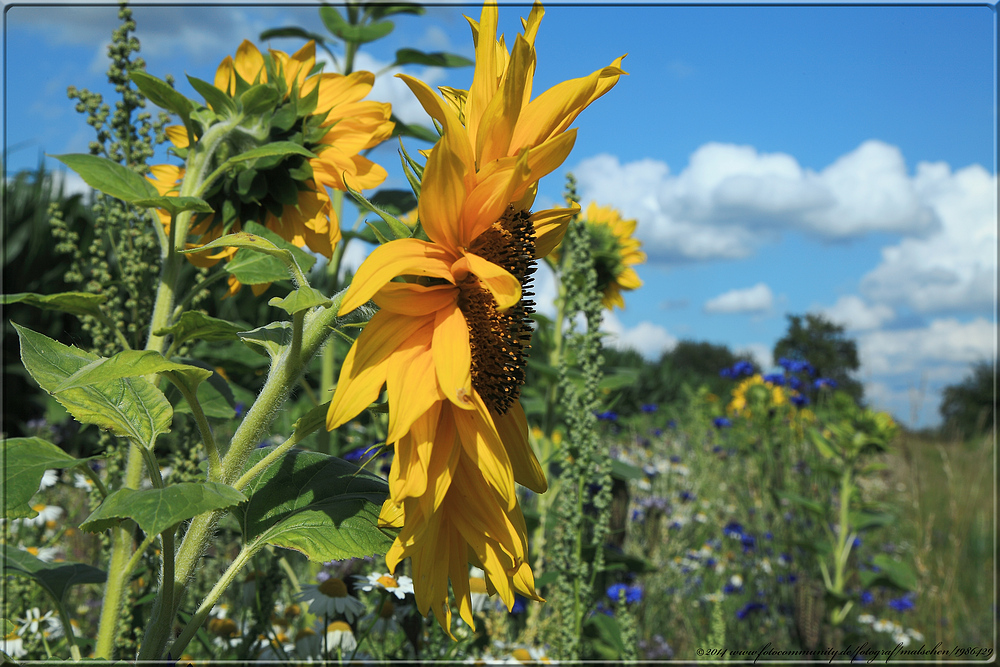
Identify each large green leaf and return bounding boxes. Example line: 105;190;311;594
14;323;172;447
860;554;917;591
236;447;393;561
168;358;237;419
80;483;246;536
130;71;195;128
393;48;473;68
1;438;95;519
133;195;213;217
1;291;109;320
153;311;245;347
223;142;315;165
3;544;106;602
187;74;236;115
196;221;316;286
51;154;158;202
53;349;212;393
268;286;332;315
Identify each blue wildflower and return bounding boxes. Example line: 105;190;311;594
667;419;677;429
736;602;767;620
343;446;368;462
509;596;526;615
670;455;681;463
860;590;874;606
607;583;627;602
814;377;837;390
788;375;803;390
679;490;696;502
234;402;246;418
765;531;773;540
713;416;732;429
626;585;643;604
596;410;618;422
641;403;658;413
762;373;785;386
791;393;809;407
853;536;862;549
724;522;744;538
741;534;756;552
719;367;733;378
888;593;915;612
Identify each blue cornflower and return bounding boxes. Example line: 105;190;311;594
764;531;773;540
626;584;643;604
641;403;658;413
667;419;677;429
733;360;755;376
723;522;744;538
607;583;627;602
736;602;767;620
719;367;734;378
652;428;664;436
860;590;874;606
706;558;717;568
670;455;682;463
791;393;810;407
853;536;862;549
713;416;732;429
343;446;368;462
234;402;246;418
788;376;803;390
814;377;838;390
596;410;618;422
509;596;526;615
679;490;696;502
762;373;785;386
741;534;756;552
888;593;915;612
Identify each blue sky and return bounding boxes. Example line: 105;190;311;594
3;2;997;427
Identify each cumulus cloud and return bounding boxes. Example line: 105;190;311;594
704;283;774;314
600;312;678;360
574;140;946;263
816;295;895;332
857;317;995;376
860;162;997;313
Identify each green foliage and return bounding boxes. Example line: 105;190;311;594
3;544;106;603
235;447;394;561
15;323;173;448
774;313;863;403
80;483;246;535
0;437;95;519
939;360;995;439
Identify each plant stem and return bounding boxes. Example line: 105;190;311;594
167;544;256;658
170;376;221;480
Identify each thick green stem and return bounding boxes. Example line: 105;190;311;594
167;545;256;658
171;377;221;480
93;443;145;659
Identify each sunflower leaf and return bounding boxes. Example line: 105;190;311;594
167;357;237;419
1;291;109;321
239;84;281;116
187;75;237;116
235;447;393;562
130;71;196;134
369;189;417;217
52;350;212;393
268;286;332;315
344;180;411;241
133;195;213;216
392;48;473;69
238;322;292;359
366;4;424;20
224;141;316;166
3;544;106;603
51;154;158;202
153;311;245;347
14;323;172;448
259;26;330;44
320;6;394;44
1;437;97;519
80;483;246;536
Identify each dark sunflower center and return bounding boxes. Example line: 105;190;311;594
458;205;536;415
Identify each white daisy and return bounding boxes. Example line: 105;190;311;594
24;546;60;563
857;614;876;624
893;632;911;647
1;632;26;659
354;572;414;600
872;618;894;633
906;628;924;642
364;599;406;635
297;577;365;622
325;620;357;652
38;470;58;491
73;473;95;490
294;627;322;659
21;504;64;528
17;608;54;637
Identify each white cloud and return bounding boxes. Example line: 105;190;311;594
736;343;773;370
600;312;678;360
857;317;995;376
574;140;947;263
816;295;895;332
860;162;998;313
704;283;774;314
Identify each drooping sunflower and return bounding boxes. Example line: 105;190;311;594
150;40;394;295
727;373;787;417
326;1;624;634
551;202;645;310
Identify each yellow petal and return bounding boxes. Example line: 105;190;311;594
453;393;516;511
432;303;473;409
510;56;626;153
423;403;460;515
397;74;475;180
616;266;643;290
418;131;469;251
386;335;443;444
326;311;432;429
234;40;266;85
378;498;405;529
476;33;533;166
452;253;521;311
465;2;500;155
531;203;579;258
373;282;458;317
164;125;190;149
214;56;234;94
338;238;456;315
494;402;547;493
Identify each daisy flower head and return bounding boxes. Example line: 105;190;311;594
355;572;414;600
21;504;63;528
325;620;357;652
326;1;624;637
296;577;365;622
149;39;394;296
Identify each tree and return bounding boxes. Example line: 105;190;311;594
773;313;864;403
939;360;996;440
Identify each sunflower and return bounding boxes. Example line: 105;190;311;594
727;373;787;417
150;40;394;295
325;1;624;634
551;203;645;310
